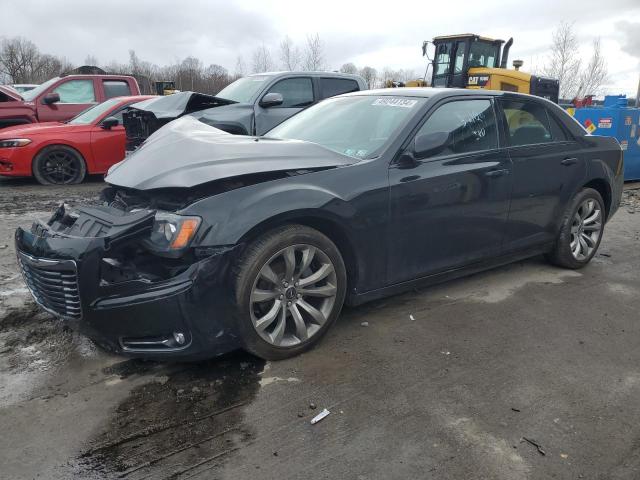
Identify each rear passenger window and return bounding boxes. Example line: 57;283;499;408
265;77;314;108
416;99;498;157
320;78;359;99
103;80;131;99
500;99;552;146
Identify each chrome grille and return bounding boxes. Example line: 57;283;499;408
17;252;81;319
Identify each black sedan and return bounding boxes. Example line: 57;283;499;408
15;88;623;360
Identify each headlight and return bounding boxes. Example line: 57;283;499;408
0;138;32;148
145;212;201;255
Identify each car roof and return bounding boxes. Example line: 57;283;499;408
246;71;364;81
344;87;504;98
342;87;556;103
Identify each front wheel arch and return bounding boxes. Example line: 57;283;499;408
236;211;360;295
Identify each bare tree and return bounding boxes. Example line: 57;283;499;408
234;55;246;77
577;38;608;97
204;64;230;93
339;62;358;74
34;54;74;82
0;37;239;95
303;33;325;71
84;54;98;66
359;66;377;89
0;37;41;83
179;56;202;90
252;45;274;73
128;49;141;76
542;21;582;100
104;60;129;75
279;36;301;71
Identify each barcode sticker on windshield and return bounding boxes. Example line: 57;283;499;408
372;98;417;108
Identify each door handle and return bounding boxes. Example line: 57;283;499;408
561;157;578;166
485;169;509;178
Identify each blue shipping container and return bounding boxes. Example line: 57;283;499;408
570;95;640;181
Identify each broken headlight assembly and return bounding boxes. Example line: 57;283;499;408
143;211;201;257
0;138;32;148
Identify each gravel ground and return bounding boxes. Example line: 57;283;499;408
1;177;640;480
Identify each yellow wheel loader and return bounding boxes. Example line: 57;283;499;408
428;34;559;102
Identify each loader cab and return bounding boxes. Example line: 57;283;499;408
431;34;504;89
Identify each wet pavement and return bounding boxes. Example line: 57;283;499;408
1;178;640;479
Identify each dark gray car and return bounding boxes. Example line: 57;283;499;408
123;71;367;151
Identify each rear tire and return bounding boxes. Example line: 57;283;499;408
33;145;86;185
546;188;605;269
232;225;347;360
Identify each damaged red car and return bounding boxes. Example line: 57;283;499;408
15;89;623;360
0;95;153;184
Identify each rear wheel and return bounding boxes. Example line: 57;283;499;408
546;188;605;269
33;145;86;185
233;225;347;360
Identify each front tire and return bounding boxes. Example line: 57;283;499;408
546;188;605;269
233;225;347;360
33;145;86;185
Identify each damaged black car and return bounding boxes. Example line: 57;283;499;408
16;88;623;360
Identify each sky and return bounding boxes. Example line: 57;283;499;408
3;0;640;96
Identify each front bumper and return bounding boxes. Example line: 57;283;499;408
15;208;241;360
0;145;32;176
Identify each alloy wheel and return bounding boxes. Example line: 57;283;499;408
40;150;81;184
249;244;338;347
570;198;602;261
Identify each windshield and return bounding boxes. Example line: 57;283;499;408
268;95;426;159
21;77;59;101
469;42;499;68
217;75;269;103
67;98;121;125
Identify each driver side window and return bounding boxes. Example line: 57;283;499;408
416;99;498;158
53;79;96;104
264;77;314;108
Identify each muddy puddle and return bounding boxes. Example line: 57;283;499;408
76;353;266;479
0;301;102;406
0;178;103;215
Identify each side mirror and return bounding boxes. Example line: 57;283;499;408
259;92;284;108
42;92;60;105
101;116;119;130
414;131;450;158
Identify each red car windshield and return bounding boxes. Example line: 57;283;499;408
67;98;122;125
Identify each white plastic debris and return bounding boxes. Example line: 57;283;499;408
310;408;330;424
409;314;415;321
361;321;369;327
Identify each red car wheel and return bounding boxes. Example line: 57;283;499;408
33;145;87;185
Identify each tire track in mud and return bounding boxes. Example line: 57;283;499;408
76;353;266;479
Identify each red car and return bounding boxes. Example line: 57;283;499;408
0;96;153;185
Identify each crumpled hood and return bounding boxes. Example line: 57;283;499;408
106;116;357;190
128;91;235;119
